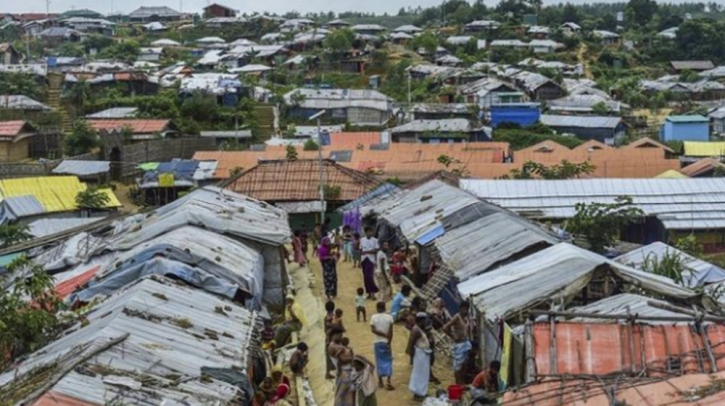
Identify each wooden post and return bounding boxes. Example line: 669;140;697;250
626;306;636;375
524;318;535;383
549;301;557;375
693;306;718;373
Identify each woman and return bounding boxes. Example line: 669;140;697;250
318;237;338;299
427;298;448;330
325;301;337;380
407;313;432;401
352;355;378;406
292;230;306;267
334;336;356;406
264;383;293;406
375;242;393;302
270;365;291;388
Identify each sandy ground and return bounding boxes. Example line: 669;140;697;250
301;256;455;405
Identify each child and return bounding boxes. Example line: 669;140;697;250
332;308;346;333
352;232;362;268
342;226;353;262
355;287;367;322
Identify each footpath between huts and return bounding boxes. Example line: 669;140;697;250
291;257;454;406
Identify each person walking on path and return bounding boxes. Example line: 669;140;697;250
352;355;378;406
292;230;307;267
359;227;379;299
407;312;432;400
443;301;474;384
318;237;338;299
370;301;395;391
375;242;392;302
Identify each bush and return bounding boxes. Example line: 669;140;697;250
303;139;320;151
64;120;99;156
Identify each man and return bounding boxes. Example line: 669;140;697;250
289;342;309;375
443;300;473;384
390;284;412;321
370;301;395;390
407;312;432;401
359;227;379;298
471;360;502;401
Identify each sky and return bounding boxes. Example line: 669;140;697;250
6;0;456;16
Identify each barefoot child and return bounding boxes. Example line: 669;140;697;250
333;308;346;333
356;287;367;322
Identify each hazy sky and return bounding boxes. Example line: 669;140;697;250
7;0;461;15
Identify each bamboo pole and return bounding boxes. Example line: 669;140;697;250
626;306;636;375
549;301;557;375
524;319;536;383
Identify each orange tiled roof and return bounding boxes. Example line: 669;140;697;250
87;119;171;134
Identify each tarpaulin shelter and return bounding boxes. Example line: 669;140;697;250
0;276;261;406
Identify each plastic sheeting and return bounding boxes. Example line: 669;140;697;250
99;225;265;309
70;257;244;303
29;232;106;272
564;293;702;325
375;180;480;242
140;158;199;188
0;276;260;406
457;243;700;321
615;242;725;288
27;216;108;238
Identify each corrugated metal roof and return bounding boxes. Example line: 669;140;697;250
671;60;714;70
461;178;725;229
615;241;725;287
129;6;181;17
0;120;33;138
529;322;725;378
0;276;260;406
84;107;138;119
85;225;266;308
0;194;45;223
683;141;725;157
0;94;52;110
0;176;120;213
337;183;402;214
375;180;481;242
540;114;623;129
437;211;559;281
52;160;110;176
457;243;698;321
390;118;481;133
666;115;708;123
27;216;108;238
565;293;696;324
110;186;290;247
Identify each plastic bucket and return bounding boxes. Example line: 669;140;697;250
448;384;465;400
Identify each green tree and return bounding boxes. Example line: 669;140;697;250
0;256;64;369
0;72;44;100
625;0;658;26
303;139;320;151
75;188;110;209
286;144;299;160
55;42;85;57
98;40;140;64
411;32;439;57
591;101;610;115
180;91;220;123
565;196;644;253
0;223;32;248
506;160;595;180
323;28;355;54
714;166;725;178
675;234;704;257
64;120;99;156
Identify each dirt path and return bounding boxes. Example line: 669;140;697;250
307;256;454;405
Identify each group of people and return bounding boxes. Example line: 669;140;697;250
285;220;503;404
